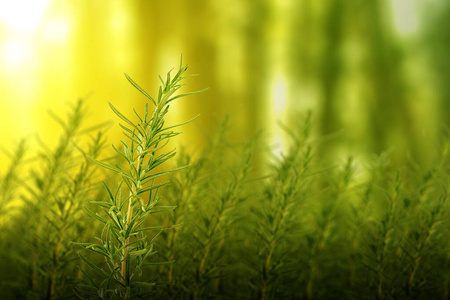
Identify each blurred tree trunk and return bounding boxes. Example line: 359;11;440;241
288;0;315;83
241;0;270;140
318;0;345;138
358;0;419;160
183;0;220;133
423;2;450;128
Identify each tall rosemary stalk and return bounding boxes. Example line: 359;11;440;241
0;140;27;299
0;140;27;222
76;60;204;299
4;100;106;299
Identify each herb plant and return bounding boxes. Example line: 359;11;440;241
0;62;449;300
1;100;107;300
0;140;27;222
75;61;204;299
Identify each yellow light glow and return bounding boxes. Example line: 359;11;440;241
2;40;30;68
0;0;50;32
273;77;286;114
391;0;418;35
43;19;70;42
271;77;287;159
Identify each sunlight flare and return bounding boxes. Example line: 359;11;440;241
0;0;50;32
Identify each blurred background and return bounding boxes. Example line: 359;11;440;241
0;0;448;170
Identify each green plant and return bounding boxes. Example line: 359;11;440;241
1;63;450;300
152;117;233;298
190;140;253;299
75;60;205;299
0;140;27;222
349;144;450;300
0;140;27;298
2;100;107;300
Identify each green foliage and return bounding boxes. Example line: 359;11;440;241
150;112;450;300
154;117;257;299
75;61;205;299
0;140;27;221
1;63;450;300
0;140;28;298
0;100;107;300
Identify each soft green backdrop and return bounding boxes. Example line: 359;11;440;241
0;0;447;170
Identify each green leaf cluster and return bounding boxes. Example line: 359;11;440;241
1;62;449;300
76;60;204;299
0;100;107;300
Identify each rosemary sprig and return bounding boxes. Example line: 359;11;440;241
76;60;205;299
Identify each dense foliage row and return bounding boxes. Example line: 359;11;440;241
0;64;449;299
152;116;450;300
